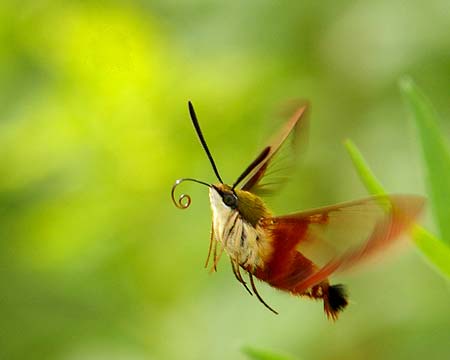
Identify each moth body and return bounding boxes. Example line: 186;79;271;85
209;183;344;318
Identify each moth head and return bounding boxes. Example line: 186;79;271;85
211;183;239;210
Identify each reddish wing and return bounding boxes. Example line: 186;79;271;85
257;195;425;293
233;102;309;195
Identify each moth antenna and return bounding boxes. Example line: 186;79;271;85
248;272;278;315
171;178;210;209
230;260;253;296
188;101;224;184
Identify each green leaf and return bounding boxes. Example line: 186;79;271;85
412;225;450;277
400;77;450;245
242;346;297;360
344;139;450;278
344;139;386;196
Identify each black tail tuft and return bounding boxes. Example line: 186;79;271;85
324;284;349;321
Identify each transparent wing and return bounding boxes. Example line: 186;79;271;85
233;101;309;196
260;195;425;292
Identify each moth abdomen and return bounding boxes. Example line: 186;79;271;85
323;284;349;320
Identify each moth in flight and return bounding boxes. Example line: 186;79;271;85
171;101;424;320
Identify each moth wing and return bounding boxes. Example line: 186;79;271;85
233;101;309;195
259;195;425;293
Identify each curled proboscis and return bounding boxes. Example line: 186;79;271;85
171;179;191;209
171;178;210;210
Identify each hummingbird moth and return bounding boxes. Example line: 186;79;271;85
172;101;424;320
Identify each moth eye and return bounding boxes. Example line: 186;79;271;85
223;193;238;208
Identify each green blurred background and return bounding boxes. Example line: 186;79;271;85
0;1;449;359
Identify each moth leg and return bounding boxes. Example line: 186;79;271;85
230;260;253;296
205;224;215;269
209;218;235;273
209;236;218;272
210;242;225;273
236;265;252;294
248;272;278;315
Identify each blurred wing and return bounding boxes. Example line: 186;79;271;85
233;101;309;195
259;195;425;292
